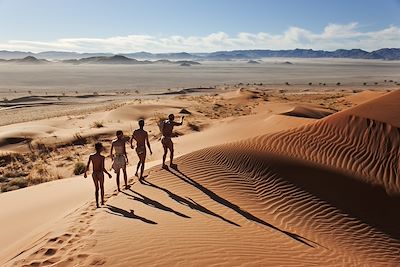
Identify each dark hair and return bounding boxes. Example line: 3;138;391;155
168;114;174;120
138;119;144;127
95;142;103;151
116;130;123;136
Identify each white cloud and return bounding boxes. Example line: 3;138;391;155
0;23;399;53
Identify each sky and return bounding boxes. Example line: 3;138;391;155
0;0;399;53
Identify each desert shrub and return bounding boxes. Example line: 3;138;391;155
188;122;201;132
336;82;341;86
363;82;367;86
92;121;104;128
1;177;29;192
3;170;28;178
74;162;86;175
308;82;312;86
72;133;87;145
36;142;51;154
28;163;52;185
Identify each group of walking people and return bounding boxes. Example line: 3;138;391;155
84;113;184;207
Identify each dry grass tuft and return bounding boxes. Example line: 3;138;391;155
73;162;86;175
92;121;104;128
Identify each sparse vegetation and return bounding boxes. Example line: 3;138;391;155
336;82;341;86
1;177;29;192
188;122;201;132
92;121;104;128
72;133;87;145
73;162;86;175
28;163;52;185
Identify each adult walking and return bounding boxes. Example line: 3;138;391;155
111;130;129;191
131;119;152;181
160;114;184;169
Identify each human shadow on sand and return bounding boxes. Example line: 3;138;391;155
140;178;240;227
166;167;317;248
106;204;157;225
120;190;191;219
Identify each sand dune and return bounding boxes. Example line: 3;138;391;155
105;104;182;121
280;104;334;119
342;90;386;105
2;90;399;266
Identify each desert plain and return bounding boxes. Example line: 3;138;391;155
0;59;399;266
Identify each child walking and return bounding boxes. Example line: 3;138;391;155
84;142;112;208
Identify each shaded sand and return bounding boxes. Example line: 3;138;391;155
1;89;399;266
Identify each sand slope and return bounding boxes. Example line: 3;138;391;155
3;90;400;266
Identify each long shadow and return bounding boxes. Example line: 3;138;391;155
106;204;157;225
140;178;240;227
120;190;191;219
168;168;317;248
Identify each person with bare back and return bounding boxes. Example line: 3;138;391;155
84;142;112;208
160;114;184;169
130;119;152;181
110;130;129;191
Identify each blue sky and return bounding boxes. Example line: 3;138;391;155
0;0;399;52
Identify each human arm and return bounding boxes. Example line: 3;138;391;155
102;157;112;178
130;134;135;149
110;142;114;160
124;144;129;164
176;116;184;126
146;133;152;155
84;155;92;178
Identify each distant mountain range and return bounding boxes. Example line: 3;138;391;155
0;48;399;61
0;54;201;65
63;55;201;65
0;55;49;64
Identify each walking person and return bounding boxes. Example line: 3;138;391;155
84;142;112;208
131;119;152;181
160;114;184;169
110;130;129;191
